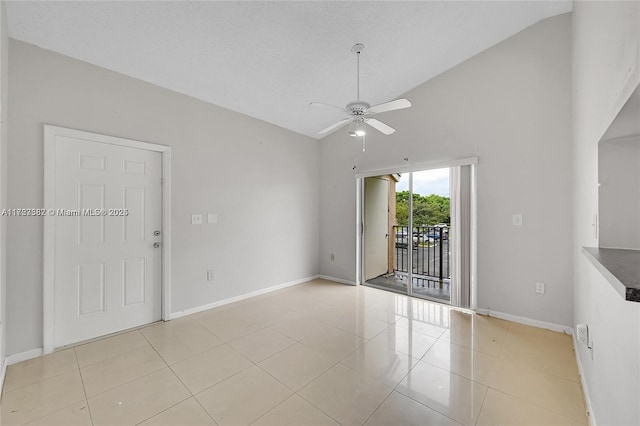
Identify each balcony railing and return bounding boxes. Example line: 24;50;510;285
393;225;450;289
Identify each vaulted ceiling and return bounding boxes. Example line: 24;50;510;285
6;1;572;139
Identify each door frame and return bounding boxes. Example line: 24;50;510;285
355;157;477;308
43;125;172;354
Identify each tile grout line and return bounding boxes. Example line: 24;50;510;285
250;344;344;425
255;351;340;394
10;348;91;426
360;388;394;426
391;360;480;426
145;339;225;367
473;381;490;426
497;344;583;383
171;347;288;425
177;351;255;399
189;394;220;426
16;398;91;426
77;345;168;401
494;356;584;385
389;351;464;425
0;354;79;394
75;329;150;370
484;382;587;422
135;327;213;425
74;347;96;426
292;384;345;426
131;395;201;426
288;348;392;426
482;387;589;424
189;397;221;426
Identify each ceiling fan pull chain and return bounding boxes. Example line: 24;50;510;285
362;134;366;152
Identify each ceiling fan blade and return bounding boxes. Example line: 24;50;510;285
309;102;345;112
367;98;412;115
318;118;351;135
366;118;396;135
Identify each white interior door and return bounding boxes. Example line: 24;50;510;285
364;177;389;280
53;135;162;348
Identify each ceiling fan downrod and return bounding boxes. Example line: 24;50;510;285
352;43;364;102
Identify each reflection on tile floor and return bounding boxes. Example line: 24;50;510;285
0;279;588;425
365;275;451;302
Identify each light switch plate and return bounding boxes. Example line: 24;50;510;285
192;214;203;225
512;214;523;226
207;213;218;224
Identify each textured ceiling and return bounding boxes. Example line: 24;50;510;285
6;1;572;139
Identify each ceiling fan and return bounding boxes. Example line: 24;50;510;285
311;43;412;137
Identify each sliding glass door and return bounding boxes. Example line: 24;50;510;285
361;165;472;308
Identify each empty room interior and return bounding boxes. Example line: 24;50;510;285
0;1;638;425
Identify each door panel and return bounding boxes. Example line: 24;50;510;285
123;186;145;241
53;136;162;348
122;257;146;307
78;183;105;244
77;262;106;316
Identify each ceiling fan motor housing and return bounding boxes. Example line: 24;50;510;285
346;102;370;116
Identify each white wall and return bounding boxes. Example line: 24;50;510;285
572;1;640;425
7;40;320;355
598;136;640;250
320;14;573;326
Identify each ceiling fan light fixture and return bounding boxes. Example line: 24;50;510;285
349;120;366;137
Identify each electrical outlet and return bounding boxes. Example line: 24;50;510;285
577;324;588;344
192;214;203;225
535;282;545;294
576;323;592;348
207;270;214;281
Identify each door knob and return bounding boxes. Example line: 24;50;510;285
154;230;161;236
153;242;161;248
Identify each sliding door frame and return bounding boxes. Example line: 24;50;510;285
355;157;477;308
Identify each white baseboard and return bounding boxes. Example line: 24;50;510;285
318;275;356;286
170;275;319;320
573;334;596;426
6;347;44;366
475;308;573;334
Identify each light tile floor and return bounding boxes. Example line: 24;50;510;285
0;279;588;426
